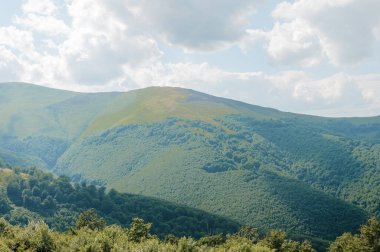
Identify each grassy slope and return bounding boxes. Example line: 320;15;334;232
1;82;380;242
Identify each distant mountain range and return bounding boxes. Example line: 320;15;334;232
1;82;379;242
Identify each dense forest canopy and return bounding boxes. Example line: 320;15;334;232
0;165;238;238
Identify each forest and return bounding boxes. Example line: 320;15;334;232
0;164;379;251
0;164;239;238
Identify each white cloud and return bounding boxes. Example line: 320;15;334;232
265;72;380;116
0;46;24;81
0;26;36;57
59;0;163;85
267;0;380;66
118;0;260;51
0;0;163;87
21;0;57;15
14;14;70;36
266;19;322;66
292;74;353;102
271;0;354;20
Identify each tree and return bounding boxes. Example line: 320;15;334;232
128;217;152;242
164;234;178;244
0;197;11;214
197;234;225;246
75;208;106;231
299;240;316;252
329;217;380;252
281;240;316;252
235;226;260;243
360;217;380;251
261;230;286;251
6;180;22;205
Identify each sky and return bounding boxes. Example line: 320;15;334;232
0;0;380;117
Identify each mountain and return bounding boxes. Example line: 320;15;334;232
1;82;380;242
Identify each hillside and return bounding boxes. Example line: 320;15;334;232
1;82;380;242
0;164;239;237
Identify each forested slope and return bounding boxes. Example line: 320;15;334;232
0;164;238;238
0;82;379;243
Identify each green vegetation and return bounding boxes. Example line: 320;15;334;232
329;217;380;252
0;166;238;238
53;117;369;241
0;212;319;252
1;83;380;248
0;204;378;251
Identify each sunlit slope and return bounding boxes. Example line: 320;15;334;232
0;83;279;137
0;83;76;138
1;82;380;242
0;83;287;168
0;82;132;139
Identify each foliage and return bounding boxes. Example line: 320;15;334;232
0;167;239;238
0;214;321;252
53;117;369;241
197;234;225;247
75;208;106;231
260;230;287;251
234;226;260;243
128;217;152;242
329;217;380;252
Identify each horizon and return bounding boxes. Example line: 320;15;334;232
1;0;380;117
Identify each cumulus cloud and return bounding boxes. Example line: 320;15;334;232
3;0;259;86
266;0;380;66
60;0;163;85
14;0;70;36
0;46;24;81
14;14;70;36
121;0;259;51
238;73;379;117
266;19;322;66
21;0;57;15
0;0;164;87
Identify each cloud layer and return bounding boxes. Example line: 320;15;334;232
0;0;379;116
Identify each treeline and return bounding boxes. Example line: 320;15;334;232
0;209;379;251
0;166;238;238
0;208;318;252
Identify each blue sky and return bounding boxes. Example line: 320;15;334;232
1;0;380;116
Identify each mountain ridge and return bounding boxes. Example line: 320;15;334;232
3;82;379;120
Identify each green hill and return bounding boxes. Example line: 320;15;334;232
1;82;379;242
